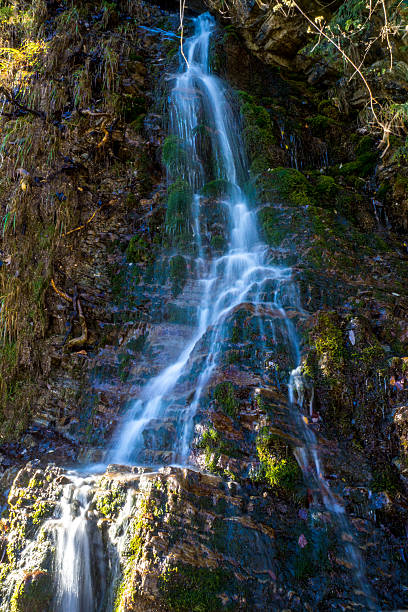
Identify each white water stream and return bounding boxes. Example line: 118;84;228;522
36;13;377;610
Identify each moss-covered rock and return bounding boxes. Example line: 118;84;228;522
165;178;193;236
158;564;233;612
169;254;188;296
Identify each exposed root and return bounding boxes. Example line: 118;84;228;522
50;280;88;349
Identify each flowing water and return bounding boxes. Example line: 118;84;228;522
28;13;377;610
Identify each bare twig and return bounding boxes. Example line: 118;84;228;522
179;0;190;68
0;86;46;121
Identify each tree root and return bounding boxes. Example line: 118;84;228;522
50;280;88;349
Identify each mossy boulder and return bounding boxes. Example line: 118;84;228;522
10;571;52;612
255;167;314;207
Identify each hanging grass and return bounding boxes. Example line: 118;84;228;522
165;178;193;236
162;135;187;173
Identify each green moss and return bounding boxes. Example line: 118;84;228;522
313;311;345;376
169;255;188;296
166;179;193;236
162;136;187;173
210;234;226;251
256;435;301;492
201;179;234;198
307;114;335;135
213;381;237;418
197;427;241;472
10;571;52;612
126;235;150;264
158;564;232;612
336;150;378;177
238;91;276;164
96;488;125;519
258;206;288;245
122;94;147;123
315;175;338;200
32;501;54;525
372;465;401;494
255;167;313;207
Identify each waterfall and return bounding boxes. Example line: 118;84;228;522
25;12;377;610
110;13;294;466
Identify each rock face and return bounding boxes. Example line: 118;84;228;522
0;0;407;611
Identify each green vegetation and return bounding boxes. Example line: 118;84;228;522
213;381;237;418
256;434;301;493
238;91;276;167
162;136;187;173
158;564;232;612
201;179;234;198
169;255;188;296
255;167;314;207
10;571;52;612
197;427;241;473
126;235;151;264
165;179;193;236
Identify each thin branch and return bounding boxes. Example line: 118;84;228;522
0;86;46;121
179;0;190;68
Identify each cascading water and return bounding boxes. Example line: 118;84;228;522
13;13;378;611
109;13;376;608
110;14;294;466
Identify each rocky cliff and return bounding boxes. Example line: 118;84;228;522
0;1;407;610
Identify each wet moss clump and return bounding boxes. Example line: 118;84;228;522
165;179;193;236
256;434;302;493
126;235;150;263
238;91;276;165
201;179;234;198
197;427;241;473
162;136;187;173
258;206;289;246
315;175;338;201
312;311;345;380
214;381;237;418
169;255;188;296
255;167;314;207
158;564;233;612
10;571;52;612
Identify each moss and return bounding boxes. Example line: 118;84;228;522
10;571;52;612
32;501;54;525
158;564;232;612
372;465;401;494
166;179;193;236
213;381;237;418
162;136;187;173
201;179;234;198
313;311;345;377
126;235;151;264
96;488;125;519
315;175;338;200
256;434;302;493
336;150;378;177
210;234;226;251
238;91;276;164
307;114;335;135
258;206;288;245
197;427;241;472
169;255;188;297
255;167;313;207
